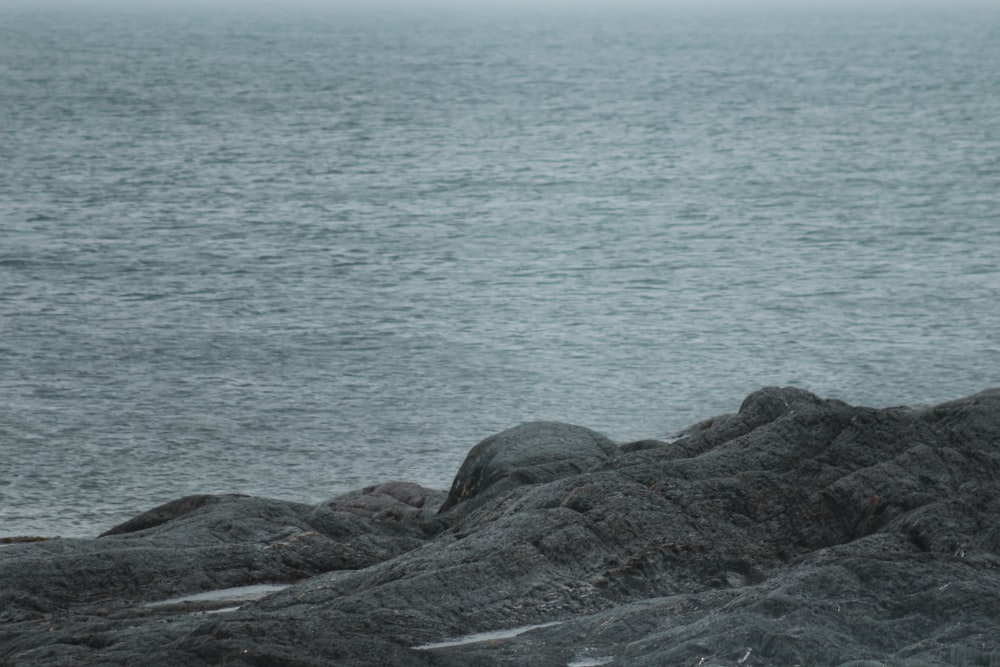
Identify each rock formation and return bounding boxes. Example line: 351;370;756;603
2;387;999;665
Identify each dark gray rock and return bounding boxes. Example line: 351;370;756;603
314;480;446;532
2;387;999;666
98;493;242;537
438;420;619;512
0;486;441;625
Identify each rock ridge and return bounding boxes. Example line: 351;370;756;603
2;386;999;666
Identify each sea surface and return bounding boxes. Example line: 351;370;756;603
2;2;999;538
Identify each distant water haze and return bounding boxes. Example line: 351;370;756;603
6;0;998;13
1;1;998;537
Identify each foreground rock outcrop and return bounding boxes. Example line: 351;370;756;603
2;387;999;666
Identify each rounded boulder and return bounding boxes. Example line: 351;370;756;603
439;421;619;512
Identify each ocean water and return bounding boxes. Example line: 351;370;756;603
2;2;998;538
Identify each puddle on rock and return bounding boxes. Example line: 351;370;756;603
567;657;614;666
415;622;564;650
145;584;290;611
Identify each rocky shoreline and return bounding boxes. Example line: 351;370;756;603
2;387;999;666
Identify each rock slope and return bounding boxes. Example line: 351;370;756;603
2;387;999;666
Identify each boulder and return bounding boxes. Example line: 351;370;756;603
438;421;620;512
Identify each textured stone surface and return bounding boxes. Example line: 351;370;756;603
2;387;999;666
438;420;620;512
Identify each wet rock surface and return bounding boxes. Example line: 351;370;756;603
2;387;999;666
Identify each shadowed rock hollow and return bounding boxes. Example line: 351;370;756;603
2;387;999;666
